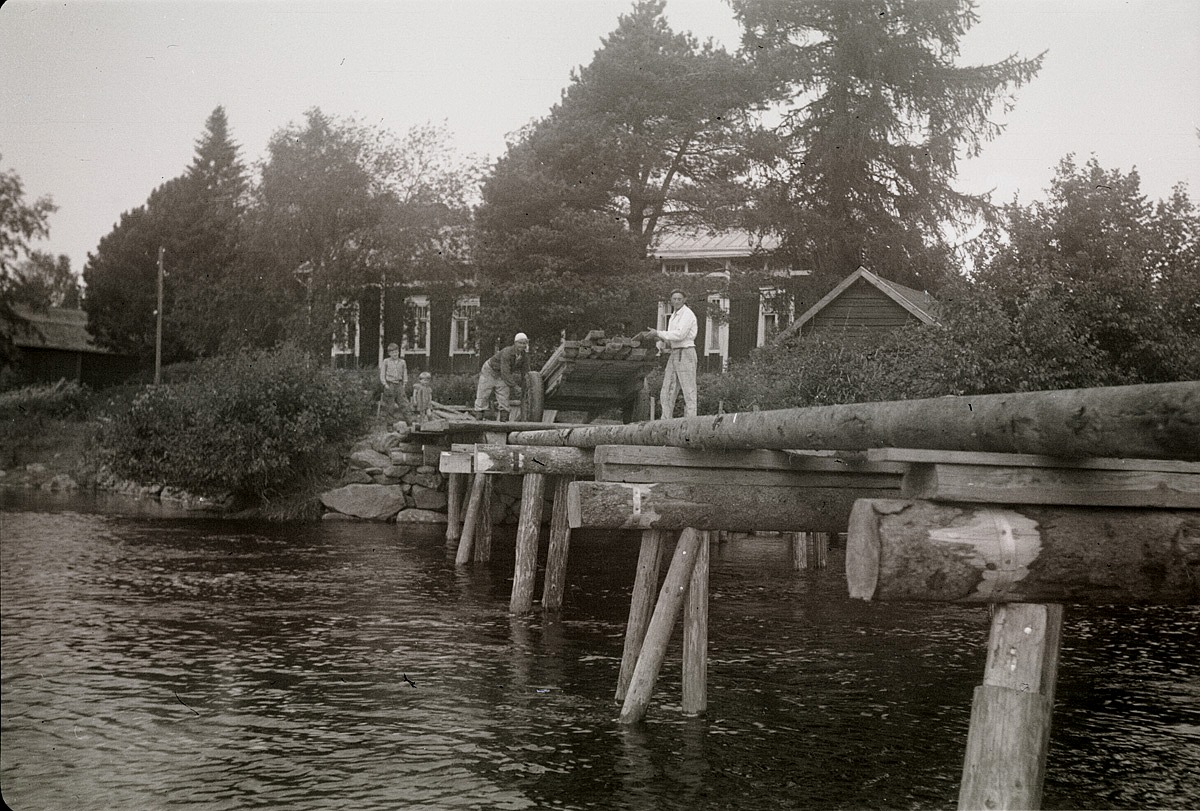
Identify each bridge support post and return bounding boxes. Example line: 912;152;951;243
617;529;668;701
682;531;710;715
789;532;830;570
620;527;703;724
510;473;547;614
959;603;1063;811
455;473;486;565
445;472;465;544
473;475;494;563
542;476;574;611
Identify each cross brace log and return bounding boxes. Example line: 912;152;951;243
597;445;906;474
902;463;1200;508
510;381;1200;460
599;462;899;490
473;444;596;477
567;481;890;532
847;498;1200;604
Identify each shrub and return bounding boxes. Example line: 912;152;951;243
98;344;371;501
0;379;93;421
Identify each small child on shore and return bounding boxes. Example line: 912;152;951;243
411;370;434;426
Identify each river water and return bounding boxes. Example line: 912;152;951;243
2;490;1197;810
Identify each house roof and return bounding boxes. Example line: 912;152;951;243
652;229;781;260
10;305;116;355
775;267;938;342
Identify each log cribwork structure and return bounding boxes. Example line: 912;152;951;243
435;381;1200;811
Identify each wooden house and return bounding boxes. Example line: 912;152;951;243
773;266;937;342
9;305;139;387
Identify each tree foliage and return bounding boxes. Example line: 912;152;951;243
733;0;1043;292
477;0;766;280
10;251;80;309
1;155;60;366
252;110;479;356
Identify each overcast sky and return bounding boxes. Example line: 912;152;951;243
2;0;1197;275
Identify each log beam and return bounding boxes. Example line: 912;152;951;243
568;481;891;532
474;444;596;477
847;498;1200;604
616;530;668;702
510;382;1200;460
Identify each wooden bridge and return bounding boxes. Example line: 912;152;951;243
432;381;1200;811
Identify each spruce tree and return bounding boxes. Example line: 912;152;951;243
733;0;1043;291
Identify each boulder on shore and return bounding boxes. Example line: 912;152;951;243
395;508;447;524
320;484;406;520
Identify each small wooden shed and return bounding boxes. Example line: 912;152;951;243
10;305;139;387
774;266;937;341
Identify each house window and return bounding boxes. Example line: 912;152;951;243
451;296;479;355
757;288;793;346
403;295;430;356
706;293;729;370
663;260;689;274
656;301;671;333
331;300;360;368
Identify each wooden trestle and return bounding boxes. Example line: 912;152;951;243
434;382;1200;811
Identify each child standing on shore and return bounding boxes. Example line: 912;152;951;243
379;343;410;422
411;370;434;426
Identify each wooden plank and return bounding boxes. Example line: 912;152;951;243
596;444;906;474
438;450;473;475
847;498;1200;604
871;447;1200;473
474;444;595;477
542;477;574;611
904;463;1200;508
567;481;888;532
597;462;899;490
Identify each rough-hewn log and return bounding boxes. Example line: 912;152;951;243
599;462;899;490
568;481;890;532
902;463;1200;508
474;444;596;477
959;604;1063;811
682;533;710;716
542;477;574;611
617;530;668;702
510;473;546;614
620;528;704;724
510;382;1200;460
847;498;1200;604
869;447;1200;473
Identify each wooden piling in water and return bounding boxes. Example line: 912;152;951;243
542;476;574;611
455;473;487;565
473;475;494;563
788;532;807;569
445;472;465;543
620;527;704;724
682;532;710;715
959;603;1063;810
617;529;668;702
510;473;547;614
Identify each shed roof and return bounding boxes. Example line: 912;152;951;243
775;267;938;342
11;305;116;355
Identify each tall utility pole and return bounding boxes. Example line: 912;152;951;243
155;246;164;385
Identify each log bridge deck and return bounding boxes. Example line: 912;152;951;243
435;382;1200;811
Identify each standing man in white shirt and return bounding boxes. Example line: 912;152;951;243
649;289;699;418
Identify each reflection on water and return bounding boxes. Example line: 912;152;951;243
2;490;1198;810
